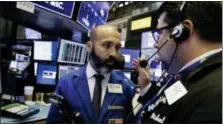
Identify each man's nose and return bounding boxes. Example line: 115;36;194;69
109;47;117;58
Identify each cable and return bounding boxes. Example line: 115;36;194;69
140;31;179;68
140;38;169;68
126;40;179;121
126;102;141;120
155;43;178;85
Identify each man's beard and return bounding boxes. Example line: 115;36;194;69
90;48;117;73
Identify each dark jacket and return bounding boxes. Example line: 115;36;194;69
137;51;222;124
46;66;136;124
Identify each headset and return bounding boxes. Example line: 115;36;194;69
140;1;190;68
127;1;191;121
171;1;190;43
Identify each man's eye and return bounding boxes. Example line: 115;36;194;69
116;45;121;50
103;44;110;49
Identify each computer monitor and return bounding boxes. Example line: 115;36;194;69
123;72;131;80
150;60;163;82
34;41;59;61
57;39;87;65
141;31;158;67
119;48;140;69
72;31;83;42
24;27;42;39
36;64;57;86
141;31;156;49
58;65;80;79
131;16;152;31
76;2;110;31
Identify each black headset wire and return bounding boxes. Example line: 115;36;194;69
127;1;187;121
155;43;178;85
126;40;179;121
125;38;170;120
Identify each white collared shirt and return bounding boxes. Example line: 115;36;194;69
179;48;222;72
86;62;111;106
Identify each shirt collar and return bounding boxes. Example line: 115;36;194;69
179;48;222;72
86;62;111;80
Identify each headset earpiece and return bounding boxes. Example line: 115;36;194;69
170;2;190;43
172;23;190;43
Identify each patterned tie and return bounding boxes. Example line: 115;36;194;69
92;74;104;117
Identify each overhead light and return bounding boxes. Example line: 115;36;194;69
125;2;129;5
118;3;123;7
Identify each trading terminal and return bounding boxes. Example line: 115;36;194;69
0;1;221;124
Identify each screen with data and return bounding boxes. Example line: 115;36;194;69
77;2;110;31
24;28;42;39
123;72;131;80
57;39;87;65
58;65;80;79
36;64;57;85
34;41;59;61
119;48;140;69
141;31;156;49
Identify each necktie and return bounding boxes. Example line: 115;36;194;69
92;74;104;117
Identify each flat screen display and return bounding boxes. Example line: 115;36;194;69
34;41;59;61
59;65;80;79
31;1;76;18
119;48;140;69
72;31;83;42
57;39;87;64
36;64;57;85
141;31;156;49
131;17;152;31
123;72;131;79
24;28;42;39
77;2;110;31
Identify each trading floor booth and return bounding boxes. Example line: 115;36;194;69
0;1;110;123
0;1;162;123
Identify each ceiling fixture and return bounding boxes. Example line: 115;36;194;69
118;3;123;7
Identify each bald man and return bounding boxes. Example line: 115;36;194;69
47;25;136;124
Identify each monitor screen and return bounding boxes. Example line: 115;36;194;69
141;31;156;49
59;65;80;79
24;28;42;39
34;41;59;61
119;48;140;69
131;17;152;31
123;72;131;80
31;1;76;18
57;39;87;64
72;31;83;42
36;64;57;85
150;60;163;82
89;2;110;21
77;2;110;31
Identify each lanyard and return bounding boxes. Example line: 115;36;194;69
136;52;220;124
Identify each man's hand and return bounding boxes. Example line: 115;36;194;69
132;59;150;89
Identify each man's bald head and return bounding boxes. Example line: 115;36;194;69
87;24;122;73
90;25;120;42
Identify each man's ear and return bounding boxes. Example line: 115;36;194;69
86;41;93;53
183;20;193;35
